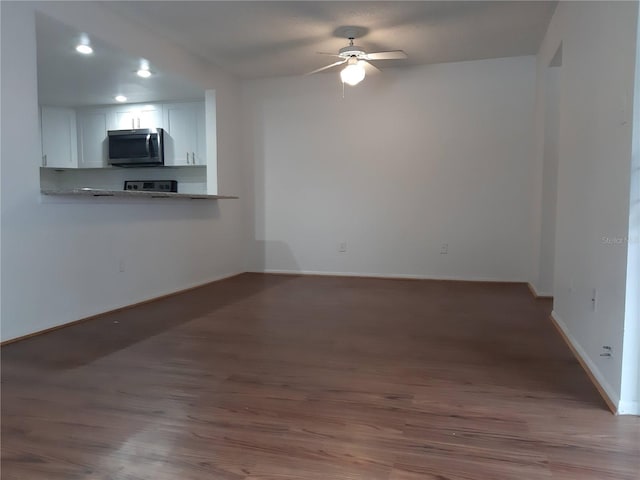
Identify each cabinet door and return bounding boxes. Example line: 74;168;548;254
163;103;198;166
114;109;137;130
138;106;162;129
41;106;78;168
114;105;162;130
77;109;111;168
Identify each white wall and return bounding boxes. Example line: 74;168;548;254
0;2;247;342
620;1;640;415
534;64;560;297
243;56;536;281
535;1;638;413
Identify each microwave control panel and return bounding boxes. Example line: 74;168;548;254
124;180;177;193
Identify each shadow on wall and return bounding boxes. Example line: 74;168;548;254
1;196;223;243
39;197;222;222
0;273;296;371
247;240;300;272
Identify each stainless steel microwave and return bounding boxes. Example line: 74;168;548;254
108;128;165;167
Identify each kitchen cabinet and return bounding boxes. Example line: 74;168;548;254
114;104;162;130
40;106;78;168
162;102;206;166
77;108;111;168
39;101;206;170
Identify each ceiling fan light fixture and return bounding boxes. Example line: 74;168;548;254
340;60;365;86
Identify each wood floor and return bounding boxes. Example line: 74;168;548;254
2;273;638;479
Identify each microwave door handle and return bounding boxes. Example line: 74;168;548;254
145;134;151;159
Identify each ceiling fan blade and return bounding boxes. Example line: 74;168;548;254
316;52;342;57
305;59;347;76
365;50;408;61
361;60;381;75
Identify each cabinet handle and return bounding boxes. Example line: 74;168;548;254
43;154;47;166
192;152;196;165
137;118;141;129
131;118;134;129
186;152;189;164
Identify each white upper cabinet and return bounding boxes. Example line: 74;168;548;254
40;106;78;168
77;108;112;168
114;109;136;130
162;102;206;166
40;101;206;169
139;106;163;129
114;104;162;130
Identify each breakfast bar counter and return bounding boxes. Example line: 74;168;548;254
41;188;237;200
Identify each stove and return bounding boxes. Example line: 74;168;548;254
124;180;177;193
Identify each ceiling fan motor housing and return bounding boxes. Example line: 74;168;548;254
338;45;366;59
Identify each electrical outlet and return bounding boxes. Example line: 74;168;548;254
440;243;449;255
338;242;347;253
600;345;613;359
118;258;125;273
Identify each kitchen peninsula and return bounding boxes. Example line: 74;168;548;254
36;13;232;200
41;188;237;200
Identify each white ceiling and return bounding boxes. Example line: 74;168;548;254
101;1;557;79
36;1;556;106
36;13;205;107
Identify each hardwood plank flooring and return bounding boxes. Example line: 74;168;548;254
2;273;638;479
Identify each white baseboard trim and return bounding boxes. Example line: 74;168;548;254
163;271;244;295
256;269;525;283
1;271;245;345
81;270;245;322
527;282;553;299
550;311;620;414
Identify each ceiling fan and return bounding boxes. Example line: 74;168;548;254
306;36;408;86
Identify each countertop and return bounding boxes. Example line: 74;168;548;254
41;188;238;200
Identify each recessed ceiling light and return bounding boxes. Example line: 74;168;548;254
75;44;93;55
114;95;127;103
136;68;152;78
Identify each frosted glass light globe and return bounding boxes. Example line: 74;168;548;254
340;62;365;86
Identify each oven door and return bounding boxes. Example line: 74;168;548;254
108;129;163;166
